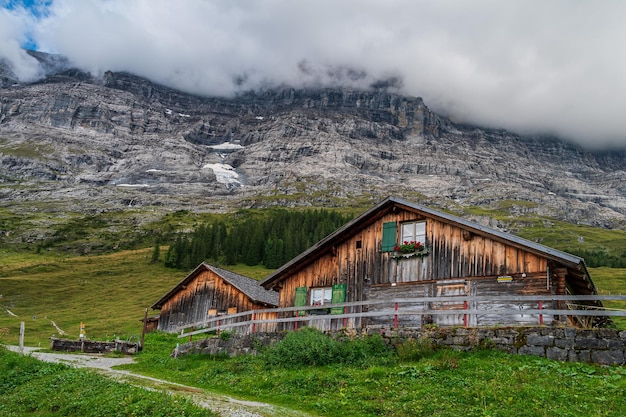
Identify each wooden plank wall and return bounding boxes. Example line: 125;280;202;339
471;272;554;326
364;271;555;328
368;283;427;328
158;269;266;333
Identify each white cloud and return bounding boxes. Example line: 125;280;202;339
1;0;626;148
0;6;43;81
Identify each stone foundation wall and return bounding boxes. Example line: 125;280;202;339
173;332;283;358
380;327;626;366
174;327;626;366
50;337;139;354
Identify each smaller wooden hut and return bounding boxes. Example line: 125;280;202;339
152;263;278;333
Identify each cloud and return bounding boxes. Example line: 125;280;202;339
0;5;43;80
1;0;626;148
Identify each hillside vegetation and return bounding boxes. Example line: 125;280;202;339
0;248;275;346
0;347;212;416
89;332;626;416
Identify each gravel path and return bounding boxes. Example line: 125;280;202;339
5;346;311;417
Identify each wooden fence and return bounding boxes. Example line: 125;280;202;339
176;295;626;339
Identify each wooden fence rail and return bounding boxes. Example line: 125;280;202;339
177;294;626;338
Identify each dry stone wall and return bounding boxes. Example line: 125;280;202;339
50;337;139;354
382;327;626;366
175;327;626;366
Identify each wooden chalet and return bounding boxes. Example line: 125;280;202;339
260;196;604;331
153;263;278;333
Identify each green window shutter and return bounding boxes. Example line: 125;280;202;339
294;286;307;317
330;283;347;315
382;221;397;252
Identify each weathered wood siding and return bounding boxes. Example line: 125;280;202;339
276;205;560;329
471;272;554;326
158;269;270;333
367;283;428;329
365;272;555;328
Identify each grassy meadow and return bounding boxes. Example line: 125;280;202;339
0;247;274;346
0;346;213;416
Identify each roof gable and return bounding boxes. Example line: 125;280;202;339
260;196;587;289
152;263;278;309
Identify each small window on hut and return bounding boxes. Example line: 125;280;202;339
401;221;426;246
382;221;427;252
311;287;332;306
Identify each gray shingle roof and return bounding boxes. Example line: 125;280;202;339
206;264;279;306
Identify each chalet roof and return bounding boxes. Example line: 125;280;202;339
152;263;278;310
260;196;595;291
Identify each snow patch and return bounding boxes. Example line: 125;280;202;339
255;116;264;120
209;142;244;150
116;183;150;188
146;169;163;173
202;163;242;186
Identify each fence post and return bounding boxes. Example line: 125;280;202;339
394;302;398;329
463;300;468;327
19;322;25;354
217;319;221;338
140;308;148;352
189;326;194;342
252;312;256;334
343;306;348;328
538;300;544;325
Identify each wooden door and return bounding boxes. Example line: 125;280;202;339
431;280;474;326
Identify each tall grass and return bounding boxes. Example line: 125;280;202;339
0;346;213;416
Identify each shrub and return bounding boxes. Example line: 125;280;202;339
262;327;391;368
219;330;232;341
395;337;435;362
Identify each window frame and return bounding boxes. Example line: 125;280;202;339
400;221;427;246
310;286;333;306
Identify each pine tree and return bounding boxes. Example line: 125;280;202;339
150;240;160;263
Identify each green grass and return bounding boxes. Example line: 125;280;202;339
0;346;213;416
590;267;626;328
121;332;626;417
0;248;275;347
459;200;626;263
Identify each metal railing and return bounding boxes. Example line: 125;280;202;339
176;294;626;338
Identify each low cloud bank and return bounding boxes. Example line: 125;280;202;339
1;0;625;148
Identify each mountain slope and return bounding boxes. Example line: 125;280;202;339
0;52;624;249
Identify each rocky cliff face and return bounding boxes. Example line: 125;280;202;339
0;52;624;245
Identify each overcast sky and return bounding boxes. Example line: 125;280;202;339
1;0;626;149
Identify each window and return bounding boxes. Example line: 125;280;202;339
401;221;426;245
294;285;347;316
311;287;332;306
382;220;427;252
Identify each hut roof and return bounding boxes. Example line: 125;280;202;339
152;263;278;310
